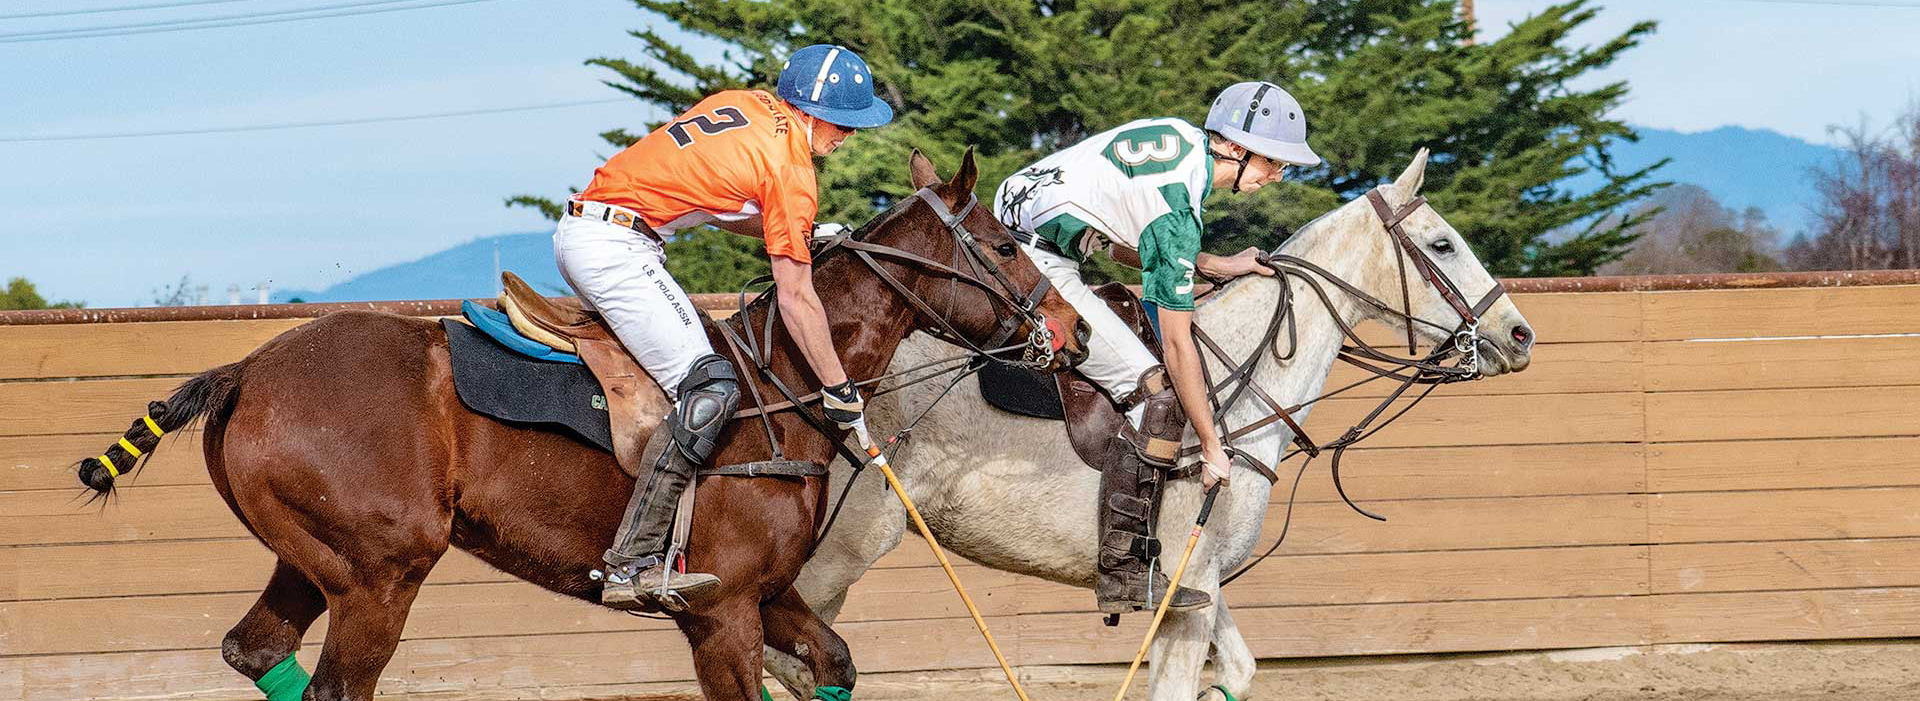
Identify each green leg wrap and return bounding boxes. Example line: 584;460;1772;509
1209;684;1237;701
813;685;852;701
255;655;310;701
762;684;776;701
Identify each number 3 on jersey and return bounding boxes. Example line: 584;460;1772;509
667;106;752;148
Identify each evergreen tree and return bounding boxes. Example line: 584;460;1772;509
518;0;1662;290
0;277;83;310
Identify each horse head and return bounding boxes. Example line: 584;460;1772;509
1288;149;1533;377
841;147;1088;371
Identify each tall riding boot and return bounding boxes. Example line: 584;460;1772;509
1095;437;1211;614
601;355;739;612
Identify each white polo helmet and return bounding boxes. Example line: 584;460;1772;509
1204;81;1321;166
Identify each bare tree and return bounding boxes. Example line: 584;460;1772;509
1792;104;1920;270
1602;184;1780;275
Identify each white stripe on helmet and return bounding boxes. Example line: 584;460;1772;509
809;47;842;102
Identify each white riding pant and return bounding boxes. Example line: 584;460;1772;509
1025;244;1161;401
553;215;712;398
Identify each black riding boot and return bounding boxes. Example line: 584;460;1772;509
1095;440;1211;614
601;355;739;612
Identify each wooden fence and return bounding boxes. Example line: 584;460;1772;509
5;272;1920;700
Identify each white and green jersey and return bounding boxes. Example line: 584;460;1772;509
993;117;1214;311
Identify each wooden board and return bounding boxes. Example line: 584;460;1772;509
1323;339;1640;398
1645;335;1920;393
1651;586;1920;644
1215;545;1648;609
1650;487;1920;544
1299;391;1644;448
1258;493;1646;555
1649;437;1920;493
0;540;509;601
0;319;302;381
2;431;211;492
1642;285;1920;341
1348;291;1642;346
1644;386;1920;443
1281;442;1645;503
1652;539;1920;594
0;377;182;437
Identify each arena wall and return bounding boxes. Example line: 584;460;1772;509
5;272;1919;700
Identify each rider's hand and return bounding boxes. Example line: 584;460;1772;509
822;380;865;430
1198;247;1275;279
1200;441;1232;491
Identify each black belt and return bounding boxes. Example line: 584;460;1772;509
1010;227;1067;257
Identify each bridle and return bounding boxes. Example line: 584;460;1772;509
701;185;1065;543
1172;185;1508;585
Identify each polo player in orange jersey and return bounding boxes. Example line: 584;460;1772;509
553;44;894;611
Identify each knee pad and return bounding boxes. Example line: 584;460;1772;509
1124;366;1185;467
671;354;741;464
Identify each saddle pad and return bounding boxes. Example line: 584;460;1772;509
977;360;1064;420
442;318;613;452
461;299;584;365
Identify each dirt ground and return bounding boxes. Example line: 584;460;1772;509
824;640;1920;701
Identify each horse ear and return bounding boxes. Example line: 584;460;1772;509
944;146;979;201
1394;148;1430;195
910;149;941;190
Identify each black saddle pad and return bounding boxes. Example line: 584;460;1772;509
441;319;614;452
977;360;1064;420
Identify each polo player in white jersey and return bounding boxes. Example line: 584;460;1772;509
993;81;1322;613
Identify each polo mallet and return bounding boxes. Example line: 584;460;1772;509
853;423;1034;701
1109;485;1222;701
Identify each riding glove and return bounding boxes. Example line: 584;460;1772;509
822;380;865;429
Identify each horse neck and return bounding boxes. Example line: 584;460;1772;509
1193;203;1389;429
734;240;921;387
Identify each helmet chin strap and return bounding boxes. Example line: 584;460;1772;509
1208;146;1253;194
803;113;816;151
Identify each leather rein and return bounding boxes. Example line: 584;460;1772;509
698;187;1062;543
1173;186;1507;586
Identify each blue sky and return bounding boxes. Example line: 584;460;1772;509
2;0;1917;308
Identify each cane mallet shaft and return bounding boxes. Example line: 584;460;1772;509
1110;485;1222;701
856;427;1034;701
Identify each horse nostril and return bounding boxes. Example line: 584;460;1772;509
1512;324;1533;348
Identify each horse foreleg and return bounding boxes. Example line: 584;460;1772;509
1208;599;1256;700
1146;589;1219;701
687;598;772;701
221;560;328;699
762;586;856;700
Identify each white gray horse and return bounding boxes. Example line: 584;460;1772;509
770;150;1536;701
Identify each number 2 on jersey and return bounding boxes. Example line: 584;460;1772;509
667;106;751;148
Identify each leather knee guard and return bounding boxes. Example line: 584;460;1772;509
671;354;741;466
1122;366;1186;468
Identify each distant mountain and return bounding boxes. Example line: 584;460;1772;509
274;232;566;303
1576;125;1844;235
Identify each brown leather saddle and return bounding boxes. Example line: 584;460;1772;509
978;282;1163;472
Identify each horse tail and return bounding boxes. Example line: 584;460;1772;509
76;361;245;495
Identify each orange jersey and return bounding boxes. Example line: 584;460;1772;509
579;90;819;262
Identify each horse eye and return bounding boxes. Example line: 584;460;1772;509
995;242;1018;258
1431;239;1455;255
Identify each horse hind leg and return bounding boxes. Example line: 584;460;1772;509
221;561;328;700
305;576;430;701
762;586;855;700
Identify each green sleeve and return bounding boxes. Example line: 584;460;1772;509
1137;209;1202;311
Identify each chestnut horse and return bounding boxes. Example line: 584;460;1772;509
75;150;1086;701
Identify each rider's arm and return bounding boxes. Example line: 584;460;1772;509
769;255;850;387
1156;308;1227;477
1198;248;1274;278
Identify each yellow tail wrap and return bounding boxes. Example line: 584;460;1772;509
142;415;166;438
98;454;119;478
116;437;143;458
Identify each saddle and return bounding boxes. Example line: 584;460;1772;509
494;271;674;482
978;282;1162;472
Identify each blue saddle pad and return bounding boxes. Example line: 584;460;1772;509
441;317;612;453
460;299;584;365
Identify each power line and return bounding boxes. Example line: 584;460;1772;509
0;97;632;143
0;0;258;20
0;0;508;43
